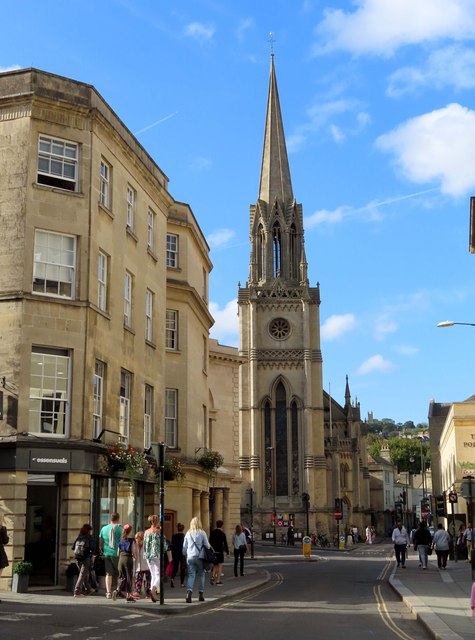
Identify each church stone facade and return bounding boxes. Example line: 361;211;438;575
238;56;370;538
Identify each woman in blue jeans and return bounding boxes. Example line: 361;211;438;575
182;516;211;603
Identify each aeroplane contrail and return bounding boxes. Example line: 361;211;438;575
134;111;178;135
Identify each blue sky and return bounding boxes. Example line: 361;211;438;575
3;0;475;425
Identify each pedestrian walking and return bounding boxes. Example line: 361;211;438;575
232;524;247;577
392;520;409;568
72;523;94;597
0;516;9;580
182;516;211;603
287;525;295;546
464;523;473;561
143;514;161;602
170;523;186;588
412;521;432;569
112;524;136;602
365;525;372;544
131;530;151;598
432;523;450;569
209;520;229;585
98;513;122;599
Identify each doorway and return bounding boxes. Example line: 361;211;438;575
25;474;59;586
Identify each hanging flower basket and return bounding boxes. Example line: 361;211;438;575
107;443;148;485
196;450;224;477
164;456;186;482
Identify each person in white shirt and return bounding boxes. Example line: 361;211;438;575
392;520;409;568
182;516;211;604
432;523;450;569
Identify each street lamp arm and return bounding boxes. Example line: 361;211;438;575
437;320;475;328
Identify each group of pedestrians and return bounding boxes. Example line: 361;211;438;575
392;519;453;570
71;513;249;605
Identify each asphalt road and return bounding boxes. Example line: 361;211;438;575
1;545;433;640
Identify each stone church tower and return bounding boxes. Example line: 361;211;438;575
238;56;370;538
238;55;328;535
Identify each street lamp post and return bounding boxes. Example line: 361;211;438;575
437;321;475;328
267;446;276;545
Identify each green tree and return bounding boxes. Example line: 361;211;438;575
388;438;430;472
368;434;383;459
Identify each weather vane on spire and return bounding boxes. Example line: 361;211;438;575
269;32;276;56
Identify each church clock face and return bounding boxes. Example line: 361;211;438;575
269;317;290;340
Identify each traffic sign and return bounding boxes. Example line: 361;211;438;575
334;510;342;520
448;491;457;503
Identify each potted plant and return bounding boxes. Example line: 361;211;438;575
196;449;224;478
12;561;33;593
107;443;148;485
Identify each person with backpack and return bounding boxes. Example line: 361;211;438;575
72;523;94;597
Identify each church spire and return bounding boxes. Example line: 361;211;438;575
258;55;293;205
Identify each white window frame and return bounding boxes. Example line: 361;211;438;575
28;347;70;437
165;388;177;448
147;209;155;251
126;185;135;230
124;271;133;328
97;251;108;311
37;135;78;191
144;384;153;450
93;360;105;439
33;230;76;299
119;369;131;443
166;233;178;268
145;288;153;342
100;160;111;209
166;309;178;350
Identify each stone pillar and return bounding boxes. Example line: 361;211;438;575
192;490;201;519
222;489;230;538
200;491;210;533
214;488;224;526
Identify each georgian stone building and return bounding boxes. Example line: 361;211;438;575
238;56;370;537
0;68;241;590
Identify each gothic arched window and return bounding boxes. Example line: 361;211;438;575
272;222;282;278
262;382;301;498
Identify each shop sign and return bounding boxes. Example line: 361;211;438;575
29;449;71;471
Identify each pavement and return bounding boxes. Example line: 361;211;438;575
1;542;474;639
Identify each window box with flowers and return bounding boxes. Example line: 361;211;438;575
196;449;224;477
107;443;148;485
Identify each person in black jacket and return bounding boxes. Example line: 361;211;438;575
412;521;432;569
72;523;94;596
209;520;229;585
170;523;186;588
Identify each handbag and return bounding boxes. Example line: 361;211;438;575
239;544;247;554
203;546;216;564
165;561;174;577
427;546;432;556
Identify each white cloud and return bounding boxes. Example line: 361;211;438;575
184;22;215;44
189;156;212;171
314;0;475;57
387;45;475;97
356;354;394;375
207;228;236;248
304;188;436;230
321;313;356;340
374;316;398;341
236;18;254;41
0;65;21;73
376;103;475;197
287;98;369;152
330;124;345;143
393;344;420;356
209;299;239;345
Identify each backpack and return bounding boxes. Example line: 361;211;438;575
74;535;90;560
